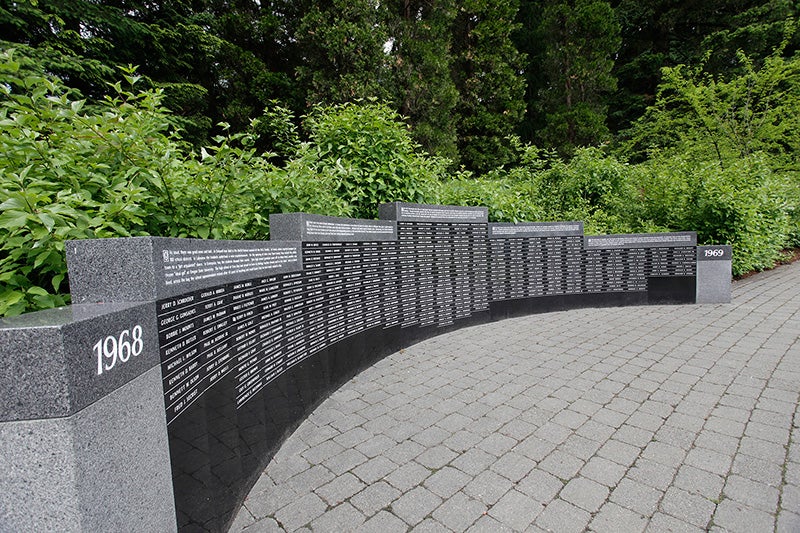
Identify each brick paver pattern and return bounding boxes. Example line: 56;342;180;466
230;261;800;532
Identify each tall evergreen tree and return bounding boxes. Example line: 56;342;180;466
0;0;296;140
609;0;798;132
513;0;548;144
387;0;459;161
536;0;620;157
295;0;391;105
452;0;526;172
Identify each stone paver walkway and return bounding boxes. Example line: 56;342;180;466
231;261;800;532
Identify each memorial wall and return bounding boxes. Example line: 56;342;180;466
0;202;732;532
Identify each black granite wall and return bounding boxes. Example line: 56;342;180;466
145;205;712;531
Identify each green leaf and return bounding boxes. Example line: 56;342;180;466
0;210;33;230
26;286;50;296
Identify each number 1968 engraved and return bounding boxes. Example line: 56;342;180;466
93;325;144;375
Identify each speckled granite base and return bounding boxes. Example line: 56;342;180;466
0;366;176;532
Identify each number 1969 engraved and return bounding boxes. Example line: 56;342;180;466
93;325;144;375
704;248;725;257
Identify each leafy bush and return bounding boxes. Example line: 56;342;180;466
0;48;343;315
434;173;546;223
300;101;447;219
635;154;795;275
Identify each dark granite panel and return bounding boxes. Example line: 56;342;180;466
489;221;584;238
68;237;303;303
379;202;488;223
584;232;697;249
270;213;397;242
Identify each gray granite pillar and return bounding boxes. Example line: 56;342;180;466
696;245;733;303
0;302;176;532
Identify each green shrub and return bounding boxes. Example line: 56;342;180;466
0;48;343;315
300;101;447;219
636;154;794;275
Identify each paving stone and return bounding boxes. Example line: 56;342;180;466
410;518;450;532
357;510;408;533
352;456;399;484
430;492;486;532
477;433;517;457
777;510;800;533
628;457;677;491
412;426;451;447
391;486;443;527
552;409;589;430
786;461;800;485
464;514;513;533
580;456;627;487
267;453;313;484
539;449;585;480
385;460;431;492
713;499;775;533
659;486;715;528
598;439;641;467
415;445;457;470
665;412;705;433
614;424;655;448
488;489;544;531
738;436;788;464
302;440;347;466
684;446;732;476
240;517;283;533
450;447;496;476
588;502;647;533
745;420;791;445
723;474;780;513
315;472;367;506
560;476;609;513
498;419;537;441
333;427;372;448
535;498;592;533
423;466;472;499
673;464;724;500
593;407;629;428
273;492;327;531
489;451;536;483
436;412;473;433
516;468;564;503
704;416;746;438
627;411;665;432
514;436;557;462
560;433;603;460
323;448;369;476
693;430;739;456
534;421;573;445
350;481;402;517
645;512;704;533
576;420;616;442
309;502;366;532
780;483;800;512
243;485;300;519
356;435;397;458
610;477;663;517
463;469;514;505
731;453;784;486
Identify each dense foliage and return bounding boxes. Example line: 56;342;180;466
1;2;800;316
0;49;462;314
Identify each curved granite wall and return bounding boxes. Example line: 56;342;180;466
1;202;731;532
